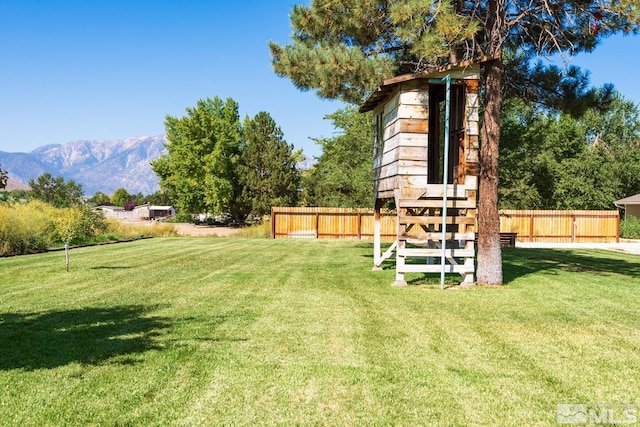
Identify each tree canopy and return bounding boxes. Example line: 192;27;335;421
500;94;640;210
238;111;301;217
28;173;84;208
152;99;301;221
303;108;374;208
271;0;639;285
151;97;243;218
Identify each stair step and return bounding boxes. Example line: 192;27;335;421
398;248;475;257
399;216;476;225
399;264;474;274
399;199;476;209
401;232;476;241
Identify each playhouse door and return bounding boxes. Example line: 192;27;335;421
428;83;465;184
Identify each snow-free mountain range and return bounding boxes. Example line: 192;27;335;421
1;136;318;196
0;136;168;195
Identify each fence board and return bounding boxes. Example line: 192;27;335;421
271;207;619;242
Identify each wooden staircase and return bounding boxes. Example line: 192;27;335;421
392;184;476;286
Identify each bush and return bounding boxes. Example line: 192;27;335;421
620;216;640;239
53;206;109;245
0;200;58;255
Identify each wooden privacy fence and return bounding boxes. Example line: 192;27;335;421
499;210;619;243
271;207;620;243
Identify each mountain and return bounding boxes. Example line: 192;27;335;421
0;136;167;195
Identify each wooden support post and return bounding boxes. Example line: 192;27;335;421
373;203;382;270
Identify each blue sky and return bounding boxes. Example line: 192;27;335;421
0;1;638;159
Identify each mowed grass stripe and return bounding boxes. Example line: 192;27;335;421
0;238;639;425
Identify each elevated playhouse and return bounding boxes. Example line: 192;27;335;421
360;62;480;286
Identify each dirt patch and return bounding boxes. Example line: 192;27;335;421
172;223;241;237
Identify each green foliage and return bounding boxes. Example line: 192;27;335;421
499;95;640;210
152;97;242;218
0;200;57;255
88;191;111;206
303;108;373;208
238;112;300;216
271;1;638;104
54;206;108;245
28;173;84;208
620;216;640;239
110;188;131;207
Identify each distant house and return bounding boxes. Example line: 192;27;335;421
615;194;640;219
95;204;175;220
148;205;175;220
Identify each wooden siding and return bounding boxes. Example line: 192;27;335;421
271;208;620;242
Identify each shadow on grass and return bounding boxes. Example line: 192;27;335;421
502;248;640;284
357;241;640;285
0;305;169;370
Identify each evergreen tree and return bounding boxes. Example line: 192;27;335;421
271;0;639;285
238;112;300;217
303;108;373;208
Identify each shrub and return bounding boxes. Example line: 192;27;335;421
53;206;109;245
620;215;640;239
0;200;58;255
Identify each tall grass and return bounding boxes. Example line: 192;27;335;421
105;219;178;238
0;200;58;255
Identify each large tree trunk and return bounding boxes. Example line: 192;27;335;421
477;58;504;285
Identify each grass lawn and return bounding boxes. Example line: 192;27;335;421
1;237;639;426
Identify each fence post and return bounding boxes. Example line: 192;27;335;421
271;208;276;239
529;213;534;242
616;212;620;243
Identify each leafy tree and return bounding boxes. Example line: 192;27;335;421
500;94;640;210
110;188;131;208
271;0;639;285
88;191;111;206
0;164;7;190
28;173;84;208
303;108;373;208
238;112;300;217
146;189;173;207
152;97;242;219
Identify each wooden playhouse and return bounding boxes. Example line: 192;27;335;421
360;62;480;286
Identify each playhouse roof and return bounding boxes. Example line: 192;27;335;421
360;59;483;113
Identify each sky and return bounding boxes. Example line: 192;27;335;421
0;1;638;159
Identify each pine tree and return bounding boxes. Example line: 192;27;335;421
238;112;300;217
271;0;639;285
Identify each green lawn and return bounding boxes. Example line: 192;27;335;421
1;237;639;426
